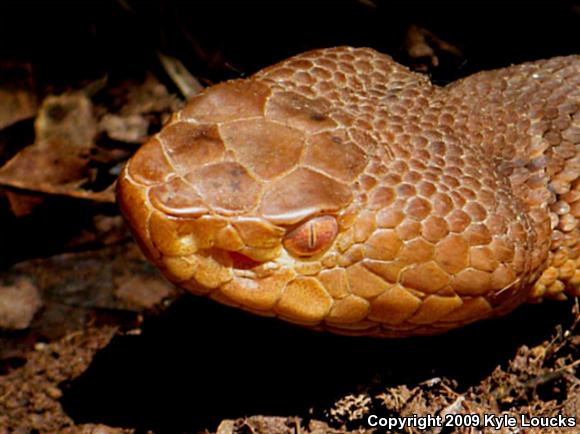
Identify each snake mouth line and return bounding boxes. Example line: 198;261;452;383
187;247;284;280
228;251;265;270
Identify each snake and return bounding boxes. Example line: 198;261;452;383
117;47;580;337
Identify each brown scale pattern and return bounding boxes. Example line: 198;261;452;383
117;47;580;337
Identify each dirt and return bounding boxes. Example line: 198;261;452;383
0;288;578;433
0;1;578;433
0;325;121;433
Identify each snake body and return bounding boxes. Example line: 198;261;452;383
117;47;580;337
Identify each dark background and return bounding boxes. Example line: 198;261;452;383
1;1;579;89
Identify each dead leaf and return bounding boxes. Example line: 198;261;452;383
0;277;41;330
0;92;115;202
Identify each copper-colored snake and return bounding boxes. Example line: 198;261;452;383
117;47;580;337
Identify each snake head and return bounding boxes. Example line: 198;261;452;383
118;47;579;336
117;76;366;328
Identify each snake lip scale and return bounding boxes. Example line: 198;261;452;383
117;46;580;337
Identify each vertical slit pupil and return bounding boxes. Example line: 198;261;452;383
308;222;316;249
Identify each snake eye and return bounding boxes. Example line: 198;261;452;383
283;215;338;257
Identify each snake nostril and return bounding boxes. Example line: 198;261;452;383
228;251;263;270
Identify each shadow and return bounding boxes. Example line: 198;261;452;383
60;293;575;433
